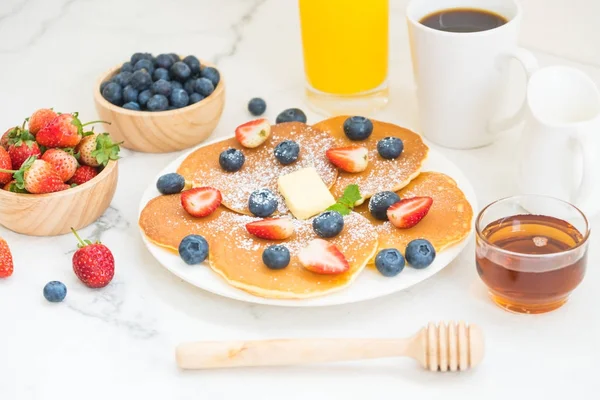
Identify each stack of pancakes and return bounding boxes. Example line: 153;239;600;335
139;116;473;299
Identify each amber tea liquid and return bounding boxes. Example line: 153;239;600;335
476;214;587;313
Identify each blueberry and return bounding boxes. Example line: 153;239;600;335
168;53;180;62
377;137;404;159
113;71;133;87
130;70;153;91
183;79;196;95
123;102;141;111
343;116;373;141
156;172;185;194
183;55;201;76
178;234;209;265
155;54;174;70
153;67;170;81
170;81;183;90
273;140;300;165
122;85;139;104
138;89;152;107
146;94;169;111
194;77;214;96
200;66;220;87
405;239;436;269
312;211;344;238
248;189;278;217
43;281;67;302
276;108;307;124
375;249;405;277
151;79;172;97
219;148;245;172
170;88;189;108
121;61;134;73
134;59;155;74
102;82;123;106
262;245;291;270
100;80;109;93
131;52;153;65
189;93;205;104
368;191;400;221
170;61;192;82
248;97;266;116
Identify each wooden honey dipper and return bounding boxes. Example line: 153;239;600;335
176;321;484;372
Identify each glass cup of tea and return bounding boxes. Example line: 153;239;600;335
475;195;590;314
298;0;389;116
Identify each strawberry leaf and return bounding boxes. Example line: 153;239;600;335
92;133;121;166
12;156;35;190
7;182;28;193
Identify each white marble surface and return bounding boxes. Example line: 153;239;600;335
1;0;599;399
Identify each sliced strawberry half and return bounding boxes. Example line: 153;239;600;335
387;196;433;229
298;239;349;275
235;118;271;148
246;218;294;240
181;187;222;218
326;146;368;173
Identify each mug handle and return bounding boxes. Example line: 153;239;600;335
572;128;598;213
488;47;539;133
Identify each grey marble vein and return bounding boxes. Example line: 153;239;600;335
0;0;34;23
213;0;267;64
0;0;80;53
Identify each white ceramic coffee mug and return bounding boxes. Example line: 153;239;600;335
516;66;600;218
407;0;537;149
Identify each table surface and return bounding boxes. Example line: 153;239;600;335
1;0;599;399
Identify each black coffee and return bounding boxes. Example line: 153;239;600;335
419;8;508;33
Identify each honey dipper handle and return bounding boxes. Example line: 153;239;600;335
176;338;412;370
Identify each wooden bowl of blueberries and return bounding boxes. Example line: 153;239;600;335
94;52;225;153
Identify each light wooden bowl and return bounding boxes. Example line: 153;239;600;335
93;60;225;153
0;161;118;236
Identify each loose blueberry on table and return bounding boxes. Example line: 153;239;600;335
262;245;291;270
344;116;373;141
375;249;405;277
100;52;221;111
368;191;401;221
179;234;209;265
312;210;344;238
156;172;186;195
276;108;307;124
405;239;436;269
43;281;67;302
248;97;267;116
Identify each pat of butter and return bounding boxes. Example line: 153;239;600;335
278;167;336;220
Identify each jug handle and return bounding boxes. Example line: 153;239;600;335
572;131;598;213
488;47;539;133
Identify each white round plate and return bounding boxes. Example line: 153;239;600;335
138;135;478;307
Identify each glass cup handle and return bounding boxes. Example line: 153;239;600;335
488;47;539;134
571;129;598;213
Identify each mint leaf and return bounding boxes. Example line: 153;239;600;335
327;203;351;216
326;184;362;216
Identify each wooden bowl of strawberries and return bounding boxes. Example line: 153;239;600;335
0;108;119;236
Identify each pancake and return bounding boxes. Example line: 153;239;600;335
176;122;338;215
355;172;473;259
312;116;429;204
139;194;379;299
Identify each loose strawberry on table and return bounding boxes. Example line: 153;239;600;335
71;228;115;288
0;237;14;278
68;165;99;186
41;148;78;182
75;133;121;167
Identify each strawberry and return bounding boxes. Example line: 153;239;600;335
68;165;99;186
181;187;222;217
7;128;41;170
36;113;105;148
0;237;13;278
71;228;114;288
0;147;12;185
298;238;350;275
75;133;121;167
41;148;78;182
1;127;16;149
246;217;294;240
28;108;57;135
0;157;69;194
387;196;433;229
235;118;271;148
326;146;369;173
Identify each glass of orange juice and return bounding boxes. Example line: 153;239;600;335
299;0;389;115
